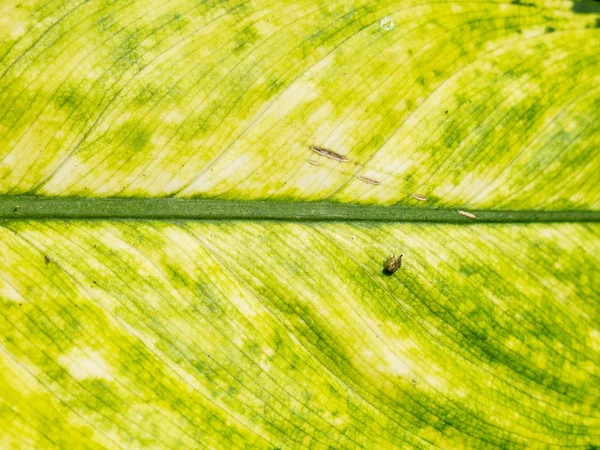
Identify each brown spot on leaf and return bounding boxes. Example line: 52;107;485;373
357;175;380;185
383;254;402;275
309;145;349;162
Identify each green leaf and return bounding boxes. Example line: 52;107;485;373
1;0;599;208
1;1;599;448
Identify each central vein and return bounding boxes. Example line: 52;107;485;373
1;197;599;223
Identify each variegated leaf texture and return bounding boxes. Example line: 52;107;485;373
0;0;598;207
1;222;600;449
1;0;599;449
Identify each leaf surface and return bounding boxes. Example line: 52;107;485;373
1;1;599;449
0;0;598;208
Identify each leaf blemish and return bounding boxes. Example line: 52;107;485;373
308;160;320;166
383;254;402;275
44;255;50;264
412;193;427;201
309;145;349;162
458;210;477;219
380;16;394;31
357;175;380;185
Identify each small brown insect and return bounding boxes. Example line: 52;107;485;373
411;193;427;202
357;175;381;185
44;255;50;264
383;253;402;275
457;210;477;219
309;145;349;162
308;160;320;166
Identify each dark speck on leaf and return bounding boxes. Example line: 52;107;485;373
545;26;555;33
383;254;402;275
44;255;50;264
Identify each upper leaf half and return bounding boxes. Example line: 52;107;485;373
0;0;598;209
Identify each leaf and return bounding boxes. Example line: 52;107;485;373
1;1;599;449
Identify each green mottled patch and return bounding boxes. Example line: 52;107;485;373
129;128;152;153
233;24;260;55
572;0;600;13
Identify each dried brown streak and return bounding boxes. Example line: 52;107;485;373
309;145;349;162
412;194;427;202
357;175;380;185
308;160;320;166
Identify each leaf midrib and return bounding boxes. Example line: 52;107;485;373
1;196;599;222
